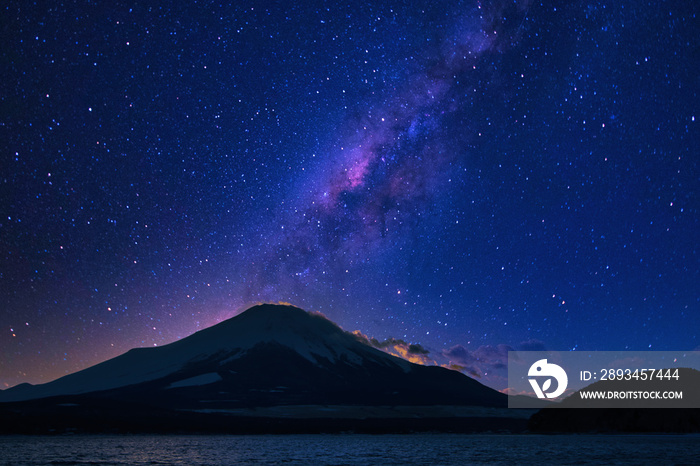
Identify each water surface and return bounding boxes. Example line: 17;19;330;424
1;433;698;465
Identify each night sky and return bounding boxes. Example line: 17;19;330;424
2;1;698;390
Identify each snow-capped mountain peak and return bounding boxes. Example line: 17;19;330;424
0;304;410;402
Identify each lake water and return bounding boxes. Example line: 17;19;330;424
0;434;698;465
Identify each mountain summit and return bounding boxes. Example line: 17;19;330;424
0;303;505;412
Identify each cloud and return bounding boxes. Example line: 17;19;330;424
408;343;430;355
352;331;434;365
441;344;514;379
501;387;531;396
517;339;547;352
352;329;549;391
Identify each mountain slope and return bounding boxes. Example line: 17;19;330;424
0;304;505;409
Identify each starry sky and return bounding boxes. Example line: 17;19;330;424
1;1;698;390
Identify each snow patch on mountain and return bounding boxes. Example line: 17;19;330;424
167;372;223;389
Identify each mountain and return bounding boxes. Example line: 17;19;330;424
0;304;504;406
0;304;526;434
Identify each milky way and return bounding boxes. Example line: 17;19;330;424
1;0;697;389
247;0;533;293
